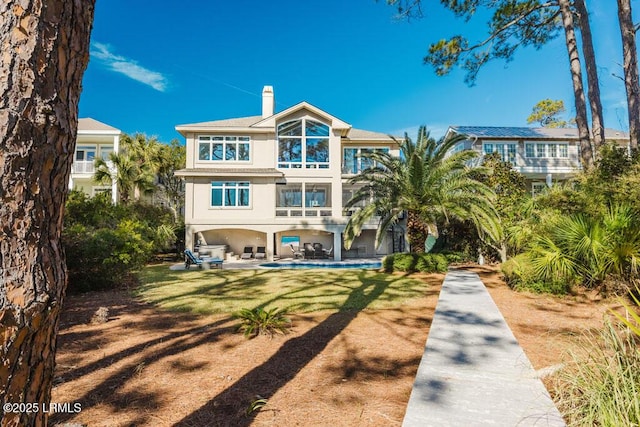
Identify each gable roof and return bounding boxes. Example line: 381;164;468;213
448;126;629;140
77;118;121;134
251;101;351;133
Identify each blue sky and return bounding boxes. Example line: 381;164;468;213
79;1;629;143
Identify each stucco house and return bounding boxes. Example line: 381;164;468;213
445;126;630;195
69;118;120;203
175;86;404;261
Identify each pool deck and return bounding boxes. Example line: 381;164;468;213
402;269;565;426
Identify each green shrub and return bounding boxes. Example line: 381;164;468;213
501;254;570;295
233;307;291;338
63;191;179;293
64;220;155;293
383;253;450;273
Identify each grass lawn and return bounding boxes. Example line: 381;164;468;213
137;265;429;314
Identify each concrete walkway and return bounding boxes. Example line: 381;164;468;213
403;269;566;426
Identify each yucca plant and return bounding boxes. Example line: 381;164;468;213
233;307;291;338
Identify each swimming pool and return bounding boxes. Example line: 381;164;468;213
260;261;382;269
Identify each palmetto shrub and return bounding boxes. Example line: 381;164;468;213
528;204;640;292
501;253;571;295
233;307;291;338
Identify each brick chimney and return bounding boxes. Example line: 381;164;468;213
262;85;274;118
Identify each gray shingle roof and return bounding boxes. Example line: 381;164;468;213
450;126;629;140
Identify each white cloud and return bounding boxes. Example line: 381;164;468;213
91;42;168;92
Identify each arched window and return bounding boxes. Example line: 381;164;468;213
277;119;330;169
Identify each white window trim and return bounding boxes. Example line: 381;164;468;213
524;142;569;158
210;181;251;209
277;119;330;169
198;136;251;163
481;142;517;164
342;147;390;174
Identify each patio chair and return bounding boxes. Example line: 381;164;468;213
323;246;334;259
240;246;254;260
313;243;324;259
289;244;304;259
303;243;315;259
184;249;223;269
255;246;266;259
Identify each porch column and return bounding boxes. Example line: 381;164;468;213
333;231;342;261
266;231;275;261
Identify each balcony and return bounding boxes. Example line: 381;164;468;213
71;160;95;174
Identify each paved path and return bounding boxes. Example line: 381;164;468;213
403;269;566;426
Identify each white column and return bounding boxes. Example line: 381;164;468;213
546;173;553;187
266;231;275;261
333;230;342;261
112;134;119;204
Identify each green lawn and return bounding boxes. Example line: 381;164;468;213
137;265;431;315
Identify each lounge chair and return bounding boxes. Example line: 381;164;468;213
240;246;254;260
323;246;333;259
184;249;223;269
255;246;266;259
289;244;304;259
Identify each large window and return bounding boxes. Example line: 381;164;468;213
276;183;331;216
199;136;250;162
210;182;250;207
524;143;569;158
277;119;330;169
482;143;516;164
342;147;389;174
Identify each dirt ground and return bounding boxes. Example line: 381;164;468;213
50;266;623;426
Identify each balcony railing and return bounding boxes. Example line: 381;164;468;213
71;160;95;174
276;208;332;217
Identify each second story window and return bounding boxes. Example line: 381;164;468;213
525;143;569;158
199;136;250;162
483;143;516;164
342;147;389;174
73;146;96;173
277;119;330;169
210;182;250;207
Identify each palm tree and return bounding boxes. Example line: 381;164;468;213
344;126;501;253
93;133;159;203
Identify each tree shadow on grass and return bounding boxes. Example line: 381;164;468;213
173;270;409;426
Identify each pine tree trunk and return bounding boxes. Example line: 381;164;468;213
558;0;593;169
617;0;640;150
0;1;95;426
406;210;428;253
574;0;605;151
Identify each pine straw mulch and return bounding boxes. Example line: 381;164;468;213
50;266;622;426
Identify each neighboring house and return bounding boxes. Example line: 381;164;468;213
175;86;403;261
445;126;630;196
69;118;121;203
